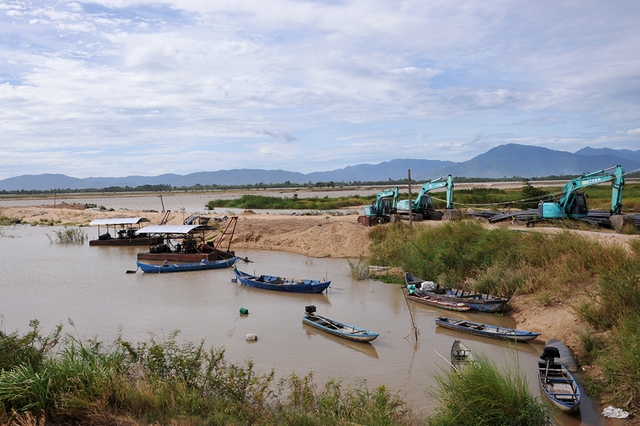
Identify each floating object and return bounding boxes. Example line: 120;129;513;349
239;307;248;315
302;305;378;342
538;346;581;413
136;257;237;273
435;317;540;342
545;338;578;372
406;273;507;312
233;268;330;293
246;334;257;342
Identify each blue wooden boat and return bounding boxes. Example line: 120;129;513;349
137;257;237;273
233;268;330;293
435;317;540;342
302;306;378;342
538;346;581;413
405;272;507;313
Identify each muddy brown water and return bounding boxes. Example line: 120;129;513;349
1;222;603;425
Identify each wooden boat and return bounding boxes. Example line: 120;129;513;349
451;340;475;370
234;268;330;293
405;272;507;313
302;305;378;342
538;346;581;413
435;317;540;342
136;257;237;273
406;290;471;311
89;217;163;246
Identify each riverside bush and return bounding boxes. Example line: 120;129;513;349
368;219;629;298
0;326;412;425
427;353;550;426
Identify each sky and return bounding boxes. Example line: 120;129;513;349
1;1;640;179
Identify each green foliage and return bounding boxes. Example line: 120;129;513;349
46;227;87;244
519;182;549;209
427;353;550;426
206;194;372;211
348;256;370;280
368;219;631;299
0;320;61;372
0;325;413;425
0;215;21;225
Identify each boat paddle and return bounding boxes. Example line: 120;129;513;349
126;266;139;274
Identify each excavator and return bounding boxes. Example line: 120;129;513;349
358;187;398;226
537;165;627;227
396;175;456;221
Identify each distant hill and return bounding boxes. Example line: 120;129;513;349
441;144;640;178
1;144;639;191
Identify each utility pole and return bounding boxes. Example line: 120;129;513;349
408;170;412;228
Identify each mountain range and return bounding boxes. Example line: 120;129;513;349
1;144;639;191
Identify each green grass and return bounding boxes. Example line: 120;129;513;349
427;352;550;426
205;194;373;211
368;219;627;298
46;227;88;244
0;325;413;426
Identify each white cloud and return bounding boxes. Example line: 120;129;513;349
0;1;640;179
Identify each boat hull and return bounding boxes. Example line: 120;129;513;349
137;257;237;273
451;340;474;370
405;273;507;312
90;236;163;246
538;360;581;413
406;293;471;311
302;314;378;342
234;269;330;293
435;317;540;342
137;249;235;263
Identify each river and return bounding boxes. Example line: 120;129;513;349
0;195;604;425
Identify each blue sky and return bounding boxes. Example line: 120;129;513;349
1;1;639;179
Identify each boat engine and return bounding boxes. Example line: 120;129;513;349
305;305;316;314
540;346;561;362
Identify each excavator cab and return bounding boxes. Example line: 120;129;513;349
567;192;588;216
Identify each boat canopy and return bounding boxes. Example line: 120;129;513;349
136;225;202;235
89;217;150;226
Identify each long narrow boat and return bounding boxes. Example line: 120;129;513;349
405;272;507;313
137;257;237;273
302;306;378;342
435;317;540;342
451;340;475;370
234;268;330;293
538;346;581;413
406;290;471;311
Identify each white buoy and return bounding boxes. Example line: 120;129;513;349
246;333;258;342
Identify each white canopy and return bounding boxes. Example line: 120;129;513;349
89;217;150;226
136;225;202;235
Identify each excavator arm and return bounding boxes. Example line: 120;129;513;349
398;175;454;213
539;165;625;219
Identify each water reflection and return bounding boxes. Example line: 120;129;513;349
302;327;379;359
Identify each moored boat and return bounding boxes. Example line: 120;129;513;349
136;257;237;273
89;217;163;246
435;317;540;342
451;340;475;370
538;346;581;413
302;305;378;342
406;288;471;311
405;272;507;312
234;268;330;293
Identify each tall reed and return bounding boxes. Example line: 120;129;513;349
428;353;550;426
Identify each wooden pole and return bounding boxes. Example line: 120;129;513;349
403;286;419;341
408;170;413;228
